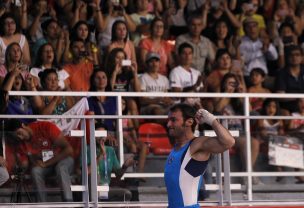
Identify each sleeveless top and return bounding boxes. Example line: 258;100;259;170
0;34;26;65
44;96;68;115
98;16;124;49
263;119;281;135
164;139;208;208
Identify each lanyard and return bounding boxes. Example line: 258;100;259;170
103;153;108;181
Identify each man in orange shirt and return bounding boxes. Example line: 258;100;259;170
64;39;94;91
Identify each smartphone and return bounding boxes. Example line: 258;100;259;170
14;0;22;7
79;51;89;57
122;59;131;66
282;36;293;44
113;4;123;11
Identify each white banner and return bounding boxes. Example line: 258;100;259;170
39;97;89;136
268;135;304;169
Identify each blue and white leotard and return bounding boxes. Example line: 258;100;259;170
164;139;209;208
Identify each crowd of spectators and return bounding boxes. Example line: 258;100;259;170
1;0;304;202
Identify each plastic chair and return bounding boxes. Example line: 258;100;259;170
138;123;172;155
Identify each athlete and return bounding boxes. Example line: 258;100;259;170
164;103;235;208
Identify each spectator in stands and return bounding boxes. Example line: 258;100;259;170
271;0;300;36
97;0;136;50
91;122;135;201
129;0;155;46
214;73;261;184
1;69;34;124
65;0;104;29
70;20;100;66
139;52;173;116
30;43;70;90
169;42;204;92
63;38;94;91
202;0;241;41
6;119;74;202
175;14;215;75
146;0;163;15
30;68;75;115
108;20;136;63
273;22;298;69
288;98;304;135
210;19;240;60
236;0;266;37
121;98;147;173
139;17;174;76
106;47;140;93
28;0;57;43
88;68;117;133
239;17;278;80
205;49;232;93
0;0;28;31
257;98;285;181
275;45;304;114
32;19;69;64
248;67;271;113
0;13;31;65
287;98;304;183
163;0;188;37
0;42;29;86
105;48;140;128
0;121;9;186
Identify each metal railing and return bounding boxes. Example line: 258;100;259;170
2;91;304;207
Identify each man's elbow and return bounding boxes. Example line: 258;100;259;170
224;136;235;150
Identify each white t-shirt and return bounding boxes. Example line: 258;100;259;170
30;67;69;90
139;72;170;92
169;65;202;90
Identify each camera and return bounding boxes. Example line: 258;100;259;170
113;4;123;11
282;36;293;45
79;51;89;57
122;59;131;67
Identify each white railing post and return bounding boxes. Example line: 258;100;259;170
81;119;89;208
244;95;253;201
222;119;232;205
215;154;223;205
117;95;124;172
89;119;98;208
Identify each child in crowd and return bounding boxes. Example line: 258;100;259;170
248;67;271;113
257;98;285;182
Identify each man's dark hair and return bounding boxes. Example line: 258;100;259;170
186;13;203;25
250;67;266;78
41;18;58;36
69;38;85;49
169;103;197;132
95;121;108;130
5;119;23;132
178;42;193;55
278;21;295;35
